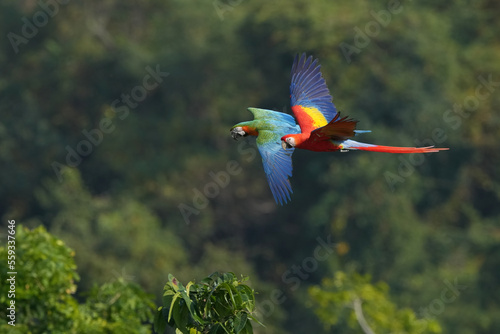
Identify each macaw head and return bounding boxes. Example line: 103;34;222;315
230;122;258;140
281;134;296;150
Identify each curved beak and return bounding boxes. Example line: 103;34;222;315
230;127;246;141
230;129;239;140
282;140;292;150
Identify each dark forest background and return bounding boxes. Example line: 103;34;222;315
1;0;499;333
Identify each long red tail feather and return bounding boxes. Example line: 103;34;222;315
352;145;449;153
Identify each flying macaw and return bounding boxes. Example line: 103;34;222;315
281;54;450;154
231;53;448;205
230;108;300;205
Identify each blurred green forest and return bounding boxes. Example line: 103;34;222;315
1;0;499;333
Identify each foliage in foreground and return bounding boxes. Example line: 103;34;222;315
0;225;155;334
309;271;442;334
0;226;449;334
155;272;262;334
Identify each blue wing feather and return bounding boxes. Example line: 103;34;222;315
258;143;294;205
290;53;337;122
247;108;300;205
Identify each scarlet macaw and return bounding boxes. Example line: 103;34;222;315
281;54;449;154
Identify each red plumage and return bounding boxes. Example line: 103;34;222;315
282;54;449;155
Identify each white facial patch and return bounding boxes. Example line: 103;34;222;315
234;127;246;136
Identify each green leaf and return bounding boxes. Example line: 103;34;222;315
247;314;264;328
154;306;167;334
173;300;190;333
222;272;235;283
163;289;176;309
234;312;247;333
236;285;255;312
179;287;205;324
242;317;253;334
201;277;213;285
214;299;232;318
168;292;181;322
185;281;195;295
208;323;221;334
219;322;232;334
